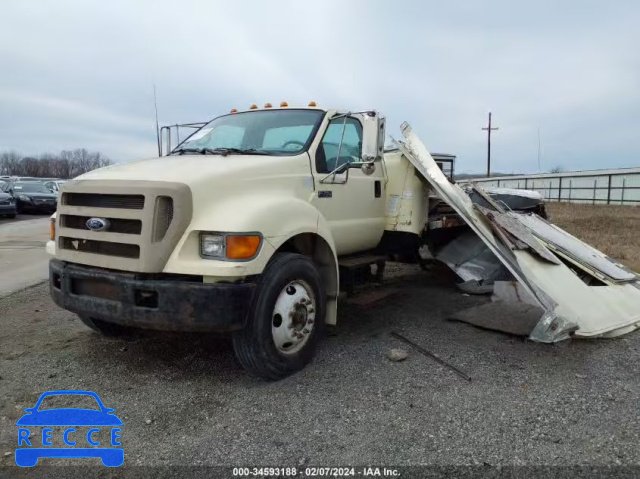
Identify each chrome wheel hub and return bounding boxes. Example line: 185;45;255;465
272;280;316;355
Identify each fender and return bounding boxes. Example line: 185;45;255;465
266;213;339;325
164;195;324;277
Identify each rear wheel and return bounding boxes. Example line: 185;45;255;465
232;253;325;380
78;316;136;337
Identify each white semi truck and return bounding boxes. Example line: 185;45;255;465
48;102;640;379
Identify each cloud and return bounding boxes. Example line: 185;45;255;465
1;0;639;172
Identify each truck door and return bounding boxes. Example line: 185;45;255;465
310;113;386;255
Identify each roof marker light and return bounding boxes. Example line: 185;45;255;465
230;108;238;114
249;104;258;109
264;103;273;108
308;101;317;107
280;101;288;107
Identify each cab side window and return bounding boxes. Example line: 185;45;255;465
316;117;362;174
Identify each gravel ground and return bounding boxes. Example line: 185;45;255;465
1;263;639;473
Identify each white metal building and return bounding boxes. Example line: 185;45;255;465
463;167;640;205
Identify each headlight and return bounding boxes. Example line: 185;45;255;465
200;233;225;258
200;232;262;260
18;194;32;202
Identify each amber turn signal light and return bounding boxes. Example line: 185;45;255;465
226;235;261;260
50;217;56;241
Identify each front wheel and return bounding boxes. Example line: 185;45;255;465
232;253;326;380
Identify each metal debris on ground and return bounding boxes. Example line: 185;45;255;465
390;332;472;382
448;301;547;337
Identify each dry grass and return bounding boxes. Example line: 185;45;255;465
546;202;640;273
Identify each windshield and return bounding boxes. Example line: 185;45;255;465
11;182;53;193
172;109;324;156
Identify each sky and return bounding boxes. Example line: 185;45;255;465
1;0;639;174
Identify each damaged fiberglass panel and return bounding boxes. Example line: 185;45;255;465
394;122;640;342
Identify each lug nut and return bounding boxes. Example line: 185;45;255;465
307;319;314;324
303;328;310;334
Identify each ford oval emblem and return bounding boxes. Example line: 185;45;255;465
86;217;110;232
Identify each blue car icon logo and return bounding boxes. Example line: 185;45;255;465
15;390;123;467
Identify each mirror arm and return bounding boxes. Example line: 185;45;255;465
319;160;375;183
320;163;350;183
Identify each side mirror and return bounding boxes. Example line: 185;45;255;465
360;111;386;162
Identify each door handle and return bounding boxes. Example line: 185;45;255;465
374;181;382;198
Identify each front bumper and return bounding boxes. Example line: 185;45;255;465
49;259;255;332
0;204;17;215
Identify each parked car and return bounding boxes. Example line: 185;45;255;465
0;190;17;218
44;180;67;193
2;181;58;214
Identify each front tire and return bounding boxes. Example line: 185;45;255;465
232;253;326;380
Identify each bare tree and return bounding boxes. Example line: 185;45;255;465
0;149;112;179
0;151;22;175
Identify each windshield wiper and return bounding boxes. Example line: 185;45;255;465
208;148;269;156
172;147;269;156
172;147;221;155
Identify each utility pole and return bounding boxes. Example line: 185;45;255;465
482;112;499;177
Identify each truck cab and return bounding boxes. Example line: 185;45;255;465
49;104;429;379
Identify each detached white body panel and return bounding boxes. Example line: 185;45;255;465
396;122;640;341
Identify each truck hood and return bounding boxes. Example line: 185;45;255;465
76;154;289;185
